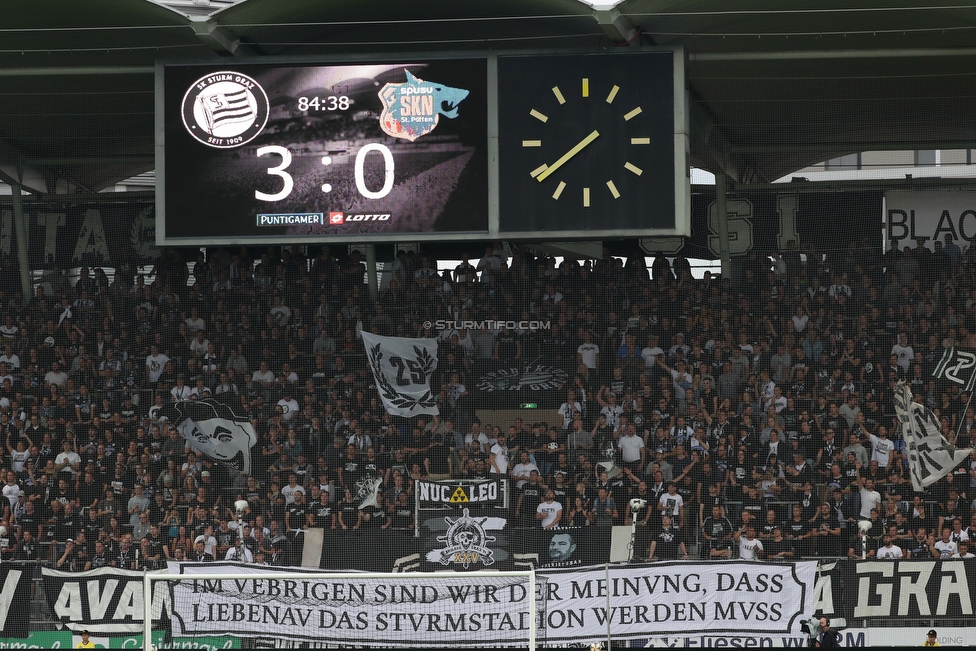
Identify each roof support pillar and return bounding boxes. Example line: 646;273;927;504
10;182;32;303
714;172;731;279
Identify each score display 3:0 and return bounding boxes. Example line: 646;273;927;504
254;144;396;202
161;57;489;240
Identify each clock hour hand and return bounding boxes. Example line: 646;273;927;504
535;130;600;182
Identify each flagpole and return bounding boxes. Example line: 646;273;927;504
957;390;975;445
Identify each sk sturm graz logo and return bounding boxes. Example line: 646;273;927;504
477;364;569;392
378;70;469;142
181;71;269;148
430;508;496;568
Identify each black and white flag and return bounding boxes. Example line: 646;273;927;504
161;398;258;474
199;89;255;133
361;331;438;417
932;346;976;392
893;382;973;491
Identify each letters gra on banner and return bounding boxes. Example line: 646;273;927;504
850;560;974;619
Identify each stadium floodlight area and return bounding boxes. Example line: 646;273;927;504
143;569;536;650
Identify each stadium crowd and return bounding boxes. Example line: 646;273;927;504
0;236;974;570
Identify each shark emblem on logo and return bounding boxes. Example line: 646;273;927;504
378;70;469;142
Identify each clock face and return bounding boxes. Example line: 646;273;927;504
498;52;678;235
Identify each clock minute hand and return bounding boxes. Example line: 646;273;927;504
535;130;600;182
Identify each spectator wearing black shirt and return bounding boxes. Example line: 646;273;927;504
516;471;544;527
649;514;688;560
785;504;814;556
701;505;734;559
809;502;843;556
763;526;795;559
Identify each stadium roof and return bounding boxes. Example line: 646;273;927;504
2;0;976;194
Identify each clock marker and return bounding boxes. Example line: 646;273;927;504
606;180;620;199
631;137;651;145
522;140;542;147
530;109;548;123
605;85;620;104
552;86;566;105
582;78;589;98
552;181;566;200
624;162;643;176
583;187;591;207
624;107;643;121
530;163;549;179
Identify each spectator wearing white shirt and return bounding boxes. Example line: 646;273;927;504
557;390;582;430
951;540;975;559
280;474;306;505
252;361;276;387
511;451;539;489
734;525;764;560
868;426;894;469
576;331;600;371
876;534;904;559
640;335;665;369
54;440;81;478
931;527;958;558
891;333;914;373
535;490;562;529
489;433;509;475
0;345;20;370
170;376;192;402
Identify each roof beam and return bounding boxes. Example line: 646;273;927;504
592;9;638;45
691;47;976;62
190;16;259;56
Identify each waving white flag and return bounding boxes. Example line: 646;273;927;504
361;331;439;417
893;382;973;491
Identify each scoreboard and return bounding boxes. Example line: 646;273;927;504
156;50;688;245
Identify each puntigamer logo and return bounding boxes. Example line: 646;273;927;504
182;71;269;148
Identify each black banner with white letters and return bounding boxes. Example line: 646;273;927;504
42;566;170;634
640;189;882;259
0;198;159;269
0;565;32;638
839;559;976;621
416;480;503;508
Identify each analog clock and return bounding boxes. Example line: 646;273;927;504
498;51;680;236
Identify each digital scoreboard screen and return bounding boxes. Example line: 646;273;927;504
158;58;489;243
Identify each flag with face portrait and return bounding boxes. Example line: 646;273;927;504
361;331;439;417
893;382;973;491
161;398;258;474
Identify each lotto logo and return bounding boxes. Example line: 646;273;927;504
329;212;345;225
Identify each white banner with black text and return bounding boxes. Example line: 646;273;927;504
169;560;815;645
